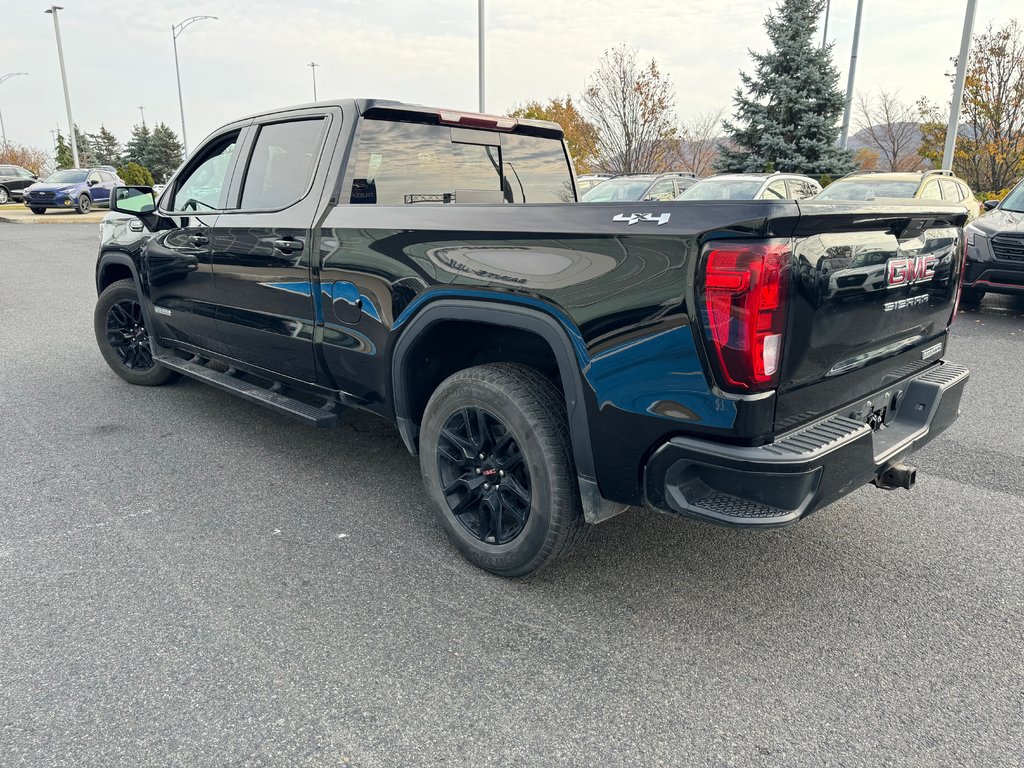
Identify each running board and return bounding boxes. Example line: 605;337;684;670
155;355;339;428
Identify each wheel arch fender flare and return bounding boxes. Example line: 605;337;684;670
390;298;596;483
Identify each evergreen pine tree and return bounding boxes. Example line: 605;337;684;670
122;123;152;168
72;124;95;167
117;161;155;187
715;0;854;175
90;125;121;167
54;131;74;169
147;123;185;183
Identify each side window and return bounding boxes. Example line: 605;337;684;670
349;119;574;205
645;180;676;201
921;181;942;200
0;166;14;177
99;171;115;182
19;168;35;178
350;120;454;205
239;118;325;210
87;171;101;184
171;131;239;212
939;180;960;201
957;182;971;201
763;179;788;199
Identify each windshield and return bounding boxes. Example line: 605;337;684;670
999;179;1024;212
581;178;654;202
677;178;763;200
815;179;919;201
44;170;88;184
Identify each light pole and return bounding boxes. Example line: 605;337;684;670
821;0;831;48
138;105;146;126
0;72;28;147
44;6;78;168
942;0;979;171
172;15;217;156
478;0;485;112
308;62;318;101
838;0;865;148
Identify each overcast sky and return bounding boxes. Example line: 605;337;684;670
1;0;1018;157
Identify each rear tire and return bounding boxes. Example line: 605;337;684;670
30;207;46;215
0;187;9;204
960;286;985;305
76;194;91;214
94;279;179;387
419;363;587;577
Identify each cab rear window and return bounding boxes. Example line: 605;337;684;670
349;119;573;205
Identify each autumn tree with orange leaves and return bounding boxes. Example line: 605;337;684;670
919;20;1024;192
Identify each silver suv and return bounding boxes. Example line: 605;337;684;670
677;173;822;201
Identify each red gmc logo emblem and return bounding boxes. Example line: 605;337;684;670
887;255;937;288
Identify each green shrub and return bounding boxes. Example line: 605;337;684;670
117;162;155;187
819;174;834;188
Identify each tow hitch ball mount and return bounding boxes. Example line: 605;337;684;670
873;462;917;491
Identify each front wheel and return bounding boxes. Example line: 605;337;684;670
419;363;587;577
30;207;46;215
94;279;179;386
76;194;91;214
0;187;9;204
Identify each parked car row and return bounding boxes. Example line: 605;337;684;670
9;166;125;214
575;165;1022;306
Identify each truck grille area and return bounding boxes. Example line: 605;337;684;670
992;234;1024;262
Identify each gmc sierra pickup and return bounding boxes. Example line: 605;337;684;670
95;99;970;577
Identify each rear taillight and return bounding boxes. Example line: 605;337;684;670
699;240;791;392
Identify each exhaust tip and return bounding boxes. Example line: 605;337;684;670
873;463;917;491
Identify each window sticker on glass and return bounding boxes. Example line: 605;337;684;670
368;153;383;177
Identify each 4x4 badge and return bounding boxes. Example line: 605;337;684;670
613;212;671;226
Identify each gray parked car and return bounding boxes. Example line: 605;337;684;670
581;172;698;203
677;173;821;201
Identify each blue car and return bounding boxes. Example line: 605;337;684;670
23;167;123;214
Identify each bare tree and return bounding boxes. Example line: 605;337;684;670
675;107;725;176
854;89;924;171
581;44;678;174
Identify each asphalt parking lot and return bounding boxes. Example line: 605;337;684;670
1;222;1022;767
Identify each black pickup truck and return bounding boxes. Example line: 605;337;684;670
95;99;970;576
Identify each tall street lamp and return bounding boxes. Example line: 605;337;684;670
838;0;865;148
44;6;78;167
173;15;217;156
478;0;485;112
0;72;29;147
308;62;319;101
943;0;980;171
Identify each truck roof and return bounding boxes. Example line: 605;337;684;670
233;98;564;139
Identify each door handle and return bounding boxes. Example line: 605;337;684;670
274;238;303;254
187;234;209;247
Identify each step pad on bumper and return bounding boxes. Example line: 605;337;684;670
644;360;970;527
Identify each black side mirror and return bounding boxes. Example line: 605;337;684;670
983;199;999;211
88;179;99;186
110;185;157;216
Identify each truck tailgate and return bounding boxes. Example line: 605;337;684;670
774;202;967;429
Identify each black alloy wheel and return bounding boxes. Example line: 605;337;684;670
419;363;588;577
106;299;155;371
77;194;91;214
436;406;532;545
